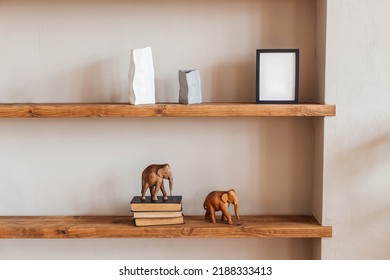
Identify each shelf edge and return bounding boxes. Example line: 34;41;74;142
0;215;332;239
0;103;336;118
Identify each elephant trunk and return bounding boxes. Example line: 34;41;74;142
234;202;240;220
169;175;173;196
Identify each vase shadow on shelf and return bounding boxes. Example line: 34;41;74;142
2;58;125;103
81;59;124;103
155;78;177;103
44;58;124;103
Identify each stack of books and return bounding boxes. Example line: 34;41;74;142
130;196;184;226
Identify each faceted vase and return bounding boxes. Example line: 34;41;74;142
129;46;156;105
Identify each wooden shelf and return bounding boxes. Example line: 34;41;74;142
0;215;332;239
0;103;335;118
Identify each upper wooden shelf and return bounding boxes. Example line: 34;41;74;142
0;215;332;239
0;103;335;118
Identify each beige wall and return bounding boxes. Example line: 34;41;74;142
0;0;321;259
323;0;390;259
0;0;318;103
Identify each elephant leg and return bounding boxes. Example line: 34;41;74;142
209;208;217;223
149;186;155;197
221;205;233;224
205;210;211;221
141;183;150;200
152;181;162;201
160;181;168;200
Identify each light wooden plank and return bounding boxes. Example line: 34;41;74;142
0;103;336;118
0;215;332;239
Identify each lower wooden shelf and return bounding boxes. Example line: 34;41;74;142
0;215;332;239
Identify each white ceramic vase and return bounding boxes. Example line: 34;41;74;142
178;69;202;104
129;46;156;105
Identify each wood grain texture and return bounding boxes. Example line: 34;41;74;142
0;215;332;239
0;103;336;118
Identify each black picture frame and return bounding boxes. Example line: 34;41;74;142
256;49;299;104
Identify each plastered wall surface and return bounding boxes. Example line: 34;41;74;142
323;0;390;259
0;0;319;259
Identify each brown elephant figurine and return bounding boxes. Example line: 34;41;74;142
203;189;240;224
141;164;173;201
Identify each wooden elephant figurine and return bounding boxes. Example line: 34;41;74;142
203;189;240;224
141;164;173;201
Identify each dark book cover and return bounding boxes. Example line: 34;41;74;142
130;196;182;211
131;196;182;204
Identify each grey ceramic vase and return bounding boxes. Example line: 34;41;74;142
178;69;202;104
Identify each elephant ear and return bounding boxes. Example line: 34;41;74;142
157;168;163;178
221;193;228;203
